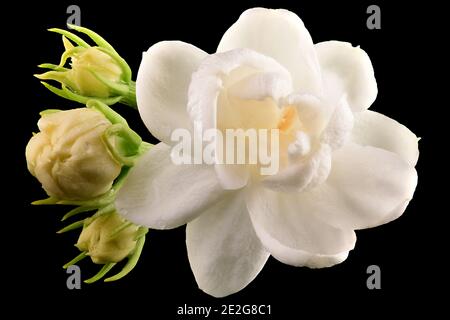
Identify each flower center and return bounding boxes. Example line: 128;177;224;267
277;106;299;132
217;89;303;171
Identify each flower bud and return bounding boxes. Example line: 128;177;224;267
76;212;139;264
26;108;121;200
35;25;136;108
40;45;122;98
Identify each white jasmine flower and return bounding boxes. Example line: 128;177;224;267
116;8;419;297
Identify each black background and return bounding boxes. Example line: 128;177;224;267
5;0;440;317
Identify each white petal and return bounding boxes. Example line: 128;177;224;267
262;143;331;192
321;95;354;150
218;8;322;96
285;94;333;135
246;186;356;267
288;131;311;159
300;143;418;230
137;41;207;144
188;48;291;131
187;192;269;297
228;71;292;101
214;164;249;190
315;41;377;111
115;143;226;229
351;110;419;166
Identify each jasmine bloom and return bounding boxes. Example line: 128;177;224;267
116;8;419;297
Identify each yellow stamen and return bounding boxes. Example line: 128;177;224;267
277;106;299;132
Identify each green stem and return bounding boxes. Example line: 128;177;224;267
120;81;137;109
134;227;149;240
93;203;115;218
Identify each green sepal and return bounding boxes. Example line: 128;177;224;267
63;251;87;269
104;234;146;282
88;68;130;96
61;206;96;222
40;82;122;106
67;24;132;83
58;46;84;67
94;46;132;84
38;63;68;72
86;99;128;125
108;221;133;239
84;262;116;284
48;28;90;48
67;24;116;55
39;109;61;116
102;124;142;166
57;219;85;234
87;100;144;166
32;197;58;205
37;188;114;209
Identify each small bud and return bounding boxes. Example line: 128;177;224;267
38;45;122;98
76;212;139;264
35;25;136;108
26;108;121;200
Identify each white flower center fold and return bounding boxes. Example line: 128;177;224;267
187;48;348;191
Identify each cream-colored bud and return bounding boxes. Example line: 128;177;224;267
26;108;121;200
67;47;123;97
76;212;139;264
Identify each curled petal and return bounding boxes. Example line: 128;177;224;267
262;143;331;192
285;94;332;136
316;41;377;111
